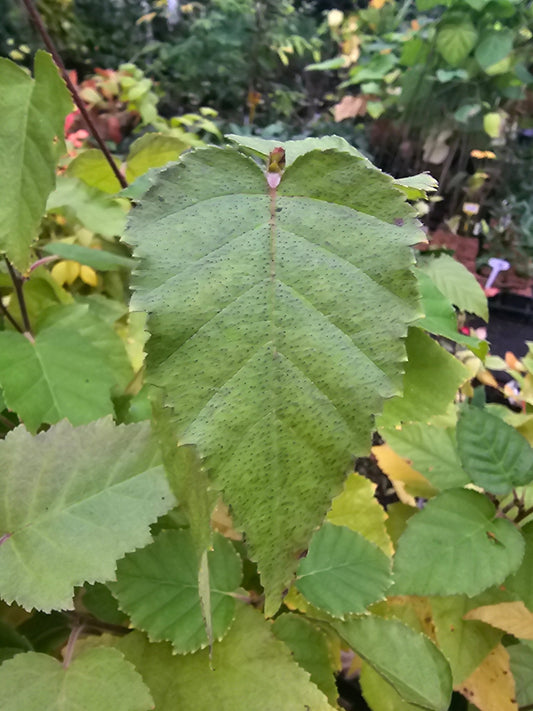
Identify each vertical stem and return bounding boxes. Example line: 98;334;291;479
0;298;24;333
20;0;128;190
5;259;33;340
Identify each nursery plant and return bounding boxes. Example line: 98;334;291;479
0;46;532;711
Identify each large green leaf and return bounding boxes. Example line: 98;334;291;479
126;140;421;613
109;605;336;710
334;615;452;710
0;51;72;270
457;406;533;495
378;327;468;428
381;421;470;490
0;419;173;611
393;489;525;596
112;529;242;653
272;613;339;705
0;647;153;711
436;20;478;66
296;523;392;617
475;29;514;72
418;254;488;321
431;595;502;683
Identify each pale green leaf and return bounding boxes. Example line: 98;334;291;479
381;421;470;490
0;328;116;431
0;647;153;711
0;51;72;270
416;272;487;356
505;522;533;611
334;615;452;710
394;173;439;200
296;523;392;617
47;176;127;238
457;407;533;495
393;489;525;596
437;21;478;66
126;142;421;613
0;419;173;611
110;605;336;710
67;149;122;194
272;613;340;705
431;595;502;683
360;662;422;711
419;254;488;321
509;642;533;708
327;472;392;555
378;327;469;428
112;529;241;653
126;133;190;183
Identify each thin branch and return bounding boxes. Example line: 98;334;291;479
516;504;533;524
5;259;33;339
62;624;84;669
20;0;128;190
0;298;24;333
0;414;16;430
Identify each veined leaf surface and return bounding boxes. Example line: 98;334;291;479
126;140;422;613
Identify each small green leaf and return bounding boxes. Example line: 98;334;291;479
126;133;190;183
272;613;339;704
436;20;478;66
475;29;514;72
360;662;422;711
296;523;392;617
334;615;453;710
42;242;136;270
0;51;72;270
0;647;153;711
112;529;242;653
82;583;128;625
381;421;470;491
509;642;533;708
67;149;121;194
0;419;173;611
112;605;336;710
431;595;502;683
378;327;469;428
393;489;525;596
394;173;439;200
457;407;533;495
419;254;488;321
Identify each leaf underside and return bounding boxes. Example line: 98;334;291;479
126;141;422;613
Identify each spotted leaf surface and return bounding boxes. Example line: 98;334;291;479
126;140;422;613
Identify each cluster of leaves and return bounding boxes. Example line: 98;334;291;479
1;50;533;711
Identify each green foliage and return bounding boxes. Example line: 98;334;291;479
0;51;72;270
1;45;533;711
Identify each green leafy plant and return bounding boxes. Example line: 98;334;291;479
0;44;532;711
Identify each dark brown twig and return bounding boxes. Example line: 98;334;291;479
0;298;24;333
5;258;32;338
20;0;128;190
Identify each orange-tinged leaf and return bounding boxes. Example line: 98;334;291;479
334;95;367;122
505;352;526;372
464;602;533;640
369;0;390;7
372;444;438;498
476;369;499;388
456;644;518;711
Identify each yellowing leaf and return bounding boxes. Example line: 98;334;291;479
327;473;393;555
80;265;98;287
51;259;80;286
370;0;391;8
464;602;533;640
372;444;438;498
456;645;518;711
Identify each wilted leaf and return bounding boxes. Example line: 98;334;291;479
373;442;438;498
464;601;533;640
456;645;518;711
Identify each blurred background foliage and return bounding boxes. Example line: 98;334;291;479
2;0;533;271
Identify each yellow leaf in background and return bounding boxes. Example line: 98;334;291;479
464;602;533;640
327;9;344;28
505;351;526;372
456;645;517;711
211;500;242;541
327;473;393;555
372;444;438;499
136;11;156;24
369;0;391;8
51;259;80;286
79;265;98;287
371;595;436;640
